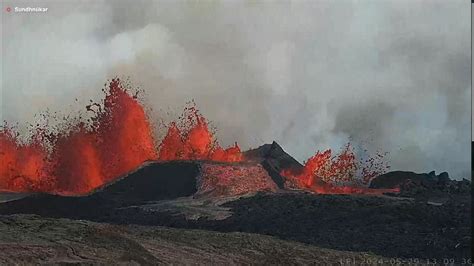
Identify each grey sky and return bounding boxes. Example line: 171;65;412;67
1;0;471;179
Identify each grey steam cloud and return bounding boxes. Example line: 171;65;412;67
1;0;471;179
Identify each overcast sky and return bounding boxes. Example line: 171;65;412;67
1;0;471;179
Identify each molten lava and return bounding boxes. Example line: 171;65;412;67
0;79;242;194
0;127;49;192
1;79;395;196
50;125;105;194
94;79;158;183
159;106;242;162
44;80;159;194
280;144;399;194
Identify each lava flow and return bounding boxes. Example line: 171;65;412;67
280;144;399;194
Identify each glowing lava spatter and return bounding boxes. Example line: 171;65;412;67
280;144;399;194
46;80;158;194
0;126;50;192
159;106;242;162
1;79;395;196
0;79;241;194
49;124;105;194
94;79;158;183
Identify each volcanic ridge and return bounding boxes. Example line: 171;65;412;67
0;140;471;263
0;79;471;264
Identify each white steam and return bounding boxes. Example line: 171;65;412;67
1;0;470;179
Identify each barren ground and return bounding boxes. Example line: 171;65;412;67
0;214;384;265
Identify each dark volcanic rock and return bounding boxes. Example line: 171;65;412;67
0;161;200;218
0;214;385;265
244;141;303;188
370;171;438;189
369;171;471;198
68;192;470;262
1;159;471;262
211;193;471;262
95;161;199;202
0;192;33;203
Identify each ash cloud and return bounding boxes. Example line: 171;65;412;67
1;0;470;179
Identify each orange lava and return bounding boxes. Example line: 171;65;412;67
159;106;242;162
281;144;399;195
0;79;395;196
0;127;49;192
49;125;105;194
94;79;158;183
0;79;241;195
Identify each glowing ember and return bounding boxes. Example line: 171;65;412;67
281;144;399;194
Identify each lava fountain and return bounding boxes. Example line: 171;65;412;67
280;144;399;194
1;79;394;195
159;106;242;162
0;126;49;192
0;79;242;194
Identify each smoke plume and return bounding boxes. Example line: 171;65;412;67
1;0;470;179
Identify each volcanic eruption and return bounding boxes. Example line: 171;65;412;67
0;79;396;195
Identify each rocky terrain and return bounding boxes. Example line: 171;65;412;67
0;214;385;265
0;142;471;264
